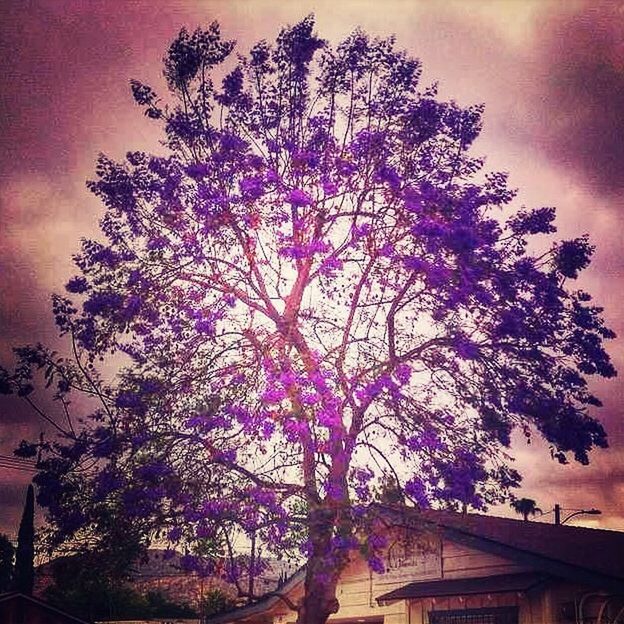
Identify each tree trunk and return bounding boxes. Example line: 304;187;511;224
297;546;342;624
296;506;349;624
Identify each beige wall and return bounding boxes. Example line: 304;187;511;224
234;531;613;624
440;540;529;579
269;533;535;624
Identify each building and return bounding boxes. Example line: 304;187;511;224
205;506;624;624
0;591;92;624
130;549;298;611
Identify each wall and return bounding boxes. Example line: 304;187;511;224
271;528;532;624
241;528;592;624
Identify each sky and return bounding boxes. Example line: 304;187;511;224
1;0;623;537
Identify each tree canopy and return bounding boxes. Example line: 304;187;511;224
510;497;542;521
1;16;615;624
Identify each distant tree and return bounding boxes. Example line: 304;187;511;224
43;555;197;620
41;531;147;621
510;497;542;521
12;484;34;594
0;533;14;592
44;577;148;621
1;16;616;624
201;588;238;617
145;590;197;618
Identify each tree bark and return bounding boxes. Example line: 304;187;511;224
296;503;351;624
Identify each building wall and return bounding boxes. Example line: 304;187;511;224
241;530;616;624
539;579;624;624
0;596;85;624
270;531;535;624
408;587;544;624
440;540;530;579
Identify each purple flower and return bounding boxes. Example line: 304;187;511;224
122;294;143;320
287;188;313;207
375;165;401;190
239;175;265;200
195;318;216;336
394;364;412;384
261;387;287;404
335;158;356;177
261;420;275;439
322;179;338;194
180;554;200;573
454;337;480;360
405;477;429;507
367;555;385;574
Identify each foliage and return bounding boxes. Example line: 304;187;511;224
0;15;615;624
13;484;34;594
45;581;196;621
43;554;196;620
374;474;406;506
0;534;14;593
201;588;238;617
510;497;542;521
144;590;197;618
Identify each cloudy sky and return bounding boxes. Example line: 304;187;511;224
1;0;623;536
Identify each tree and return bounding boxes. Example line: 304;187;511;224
0;534;14;593
43;570;197;621
201;588;237;617
1;17;616;624
13;484;34;594
510;497;542;521
40;529;148;620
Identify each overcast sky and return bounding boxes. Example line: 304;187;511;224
1;0;623;537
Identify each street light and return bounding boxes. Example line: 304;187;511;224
554;503;602;525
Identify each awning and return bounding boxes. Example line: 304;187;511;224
376;572;549;604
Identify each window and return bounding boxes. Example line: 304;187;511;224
428;607;519;624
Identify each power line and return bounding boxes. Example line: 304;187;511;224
0;453;37;473
0;454;36;465
0;461;37;473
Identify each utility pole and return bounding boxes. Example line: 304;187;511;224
553;503;601;525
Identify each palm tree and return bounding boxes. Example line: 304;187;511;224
510;498;542;522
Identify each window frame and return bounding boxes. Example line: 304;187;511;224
428;606;519;624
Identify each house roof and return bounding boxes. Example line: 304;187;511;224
205;568;306;624
206;507;624;623
379;505;624;591
0;592;92;623
377;572;549;603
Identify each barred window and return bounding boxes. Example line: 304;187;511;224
428;607;519;624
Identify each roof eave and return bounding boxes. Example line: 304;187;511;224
204;569;305;624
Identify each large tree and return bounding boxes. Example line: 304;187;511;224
13;484;34;594
1;17;615;624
